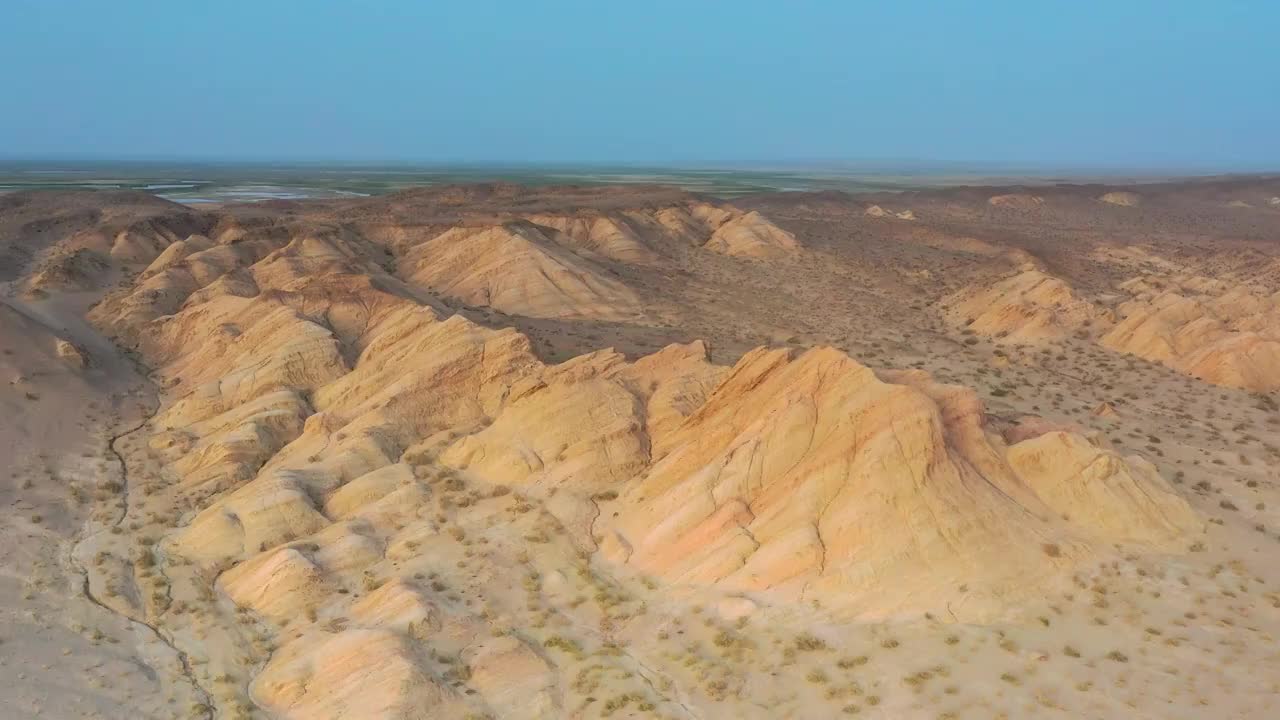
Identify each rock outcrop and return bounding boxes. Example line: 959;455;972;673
1100;191;1141;206
703;210;799;258
988;194;1044;208
864;205;917;221
77;210;1197;720
947;254;1280;390
598;349;1196;619
403;222;643;320
1100;279;1280;390
941;269;1112;343
54;339;90;369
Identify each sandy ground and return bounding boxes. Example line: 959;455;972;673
0;287;208;719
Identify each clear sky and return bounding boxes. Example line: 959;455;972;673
2;1;1277;170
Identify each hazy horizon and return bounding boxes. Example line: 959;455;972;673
1;156;1274;177
6;156;1269;205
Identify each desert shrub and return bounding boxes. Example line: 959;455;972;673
794;633;828;651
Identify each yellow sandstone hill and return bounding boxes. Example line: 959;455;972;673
403;222;644;320
598;349;1196;620
943;258;1280;389
864;205;917;221
941;268;1113;343
74;204;1201;714
987;193;1044;208
702;209;799;258
122;263;1195;625
527;203;798;261
87;192;797;330
0;191;205;296
1100;191;1141;206
1100;279;1280;390
525;213;664;264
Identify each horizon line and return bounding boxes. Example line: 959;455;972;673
2;155;1278;178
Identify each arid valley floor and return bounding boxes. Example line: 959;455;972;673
2;177;1280;719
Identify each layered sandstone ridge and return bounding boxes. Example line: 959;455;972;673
352;185;799;262
988;193;1045;208
528;205;798;261
78;188;796;329
943;259;1280;390
598;349;1195;618
864;204;917;220
136;279;1196;633
941;269;1112;343
1100;191;1142;206
0;190;206;293
402;222;643;320
1099;275;1280;391
68;197;1202;715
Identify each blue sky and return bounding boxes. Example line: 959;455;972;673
2;1;1277;169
